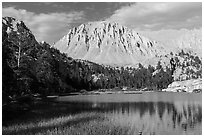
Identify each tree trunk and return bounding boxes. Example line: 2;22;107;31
17;46;21;68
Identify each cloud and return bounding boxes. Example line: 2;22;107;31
108;2;202;30
2;7;85;44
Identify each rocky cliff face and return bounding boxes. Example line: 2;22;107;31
54;21;167;67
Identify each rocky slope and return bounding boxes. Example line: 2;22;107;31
162;79;202;93
54;21;168;67
172;52;202;81
140;29;202;57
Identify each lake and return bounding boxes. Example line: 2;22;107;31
56;92;202;135
3;92;202;135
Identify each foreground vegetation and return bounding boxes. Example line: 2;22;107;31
3;112;129;135
2;101;134;135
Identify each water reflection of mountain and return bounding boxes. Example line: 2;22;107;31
66;101;201;134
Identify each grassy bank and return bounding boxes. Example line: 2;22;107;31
2;100;152;135
2;106;129;135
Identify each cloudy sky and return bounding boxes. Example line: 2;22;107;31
2;2;202;44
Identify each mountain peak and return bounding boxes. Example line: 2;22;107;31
81;20;124;27
54;21;166;67
73;20;136;38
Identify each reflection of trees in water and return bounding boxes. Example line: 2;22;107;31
69;102;200;123
60;101;201;133
171;101;202;130
87;101;201;132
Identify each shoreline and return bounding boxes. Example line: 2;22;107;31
52;89;201;98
